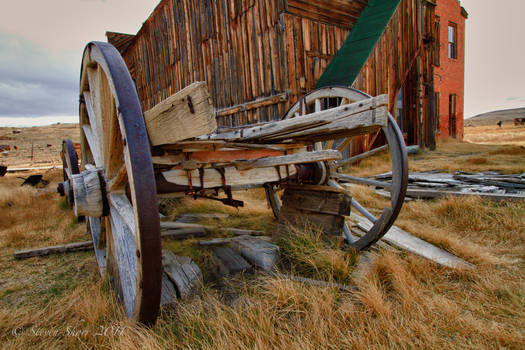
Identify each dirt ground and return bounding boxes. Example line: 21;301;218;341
0;124;80;168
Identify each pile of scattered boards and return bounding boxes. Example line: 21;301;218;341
370;170;525;201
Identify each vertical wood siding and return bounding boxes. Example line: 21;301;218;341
118;0;434;146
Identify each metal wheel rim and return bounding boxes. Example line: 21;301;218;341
79;41;161;325
267;86;408;250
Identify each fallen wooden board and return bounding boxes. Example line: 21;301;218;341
144;82;216;146
7;165;62;173
405;188;525;201
230;235;280;271
160;221;267;236
199;235;272;246
162;250;202;300
14;241;93;260
350;213;474;269
210;247;253;278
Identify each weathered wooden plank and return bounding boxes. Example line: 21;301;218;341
200;94;388;142
281;186;351;216
162;250;202;299
210;247;253;277
160;221;267;236
215;92;288;117
144;82;216;146
162;165;297;189
14;241;93;260
230;235;280;271
161;228;208;240
234;149;341;170
280;206;345;236
350;213;474;269
405;189;525;201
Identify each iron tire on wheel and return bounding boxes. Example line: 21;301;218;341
79;41;161;325
266;86;408;251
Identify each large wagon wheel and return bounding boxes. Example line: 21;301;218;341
266;86;408;250
79;42;161;324
59;139;80;208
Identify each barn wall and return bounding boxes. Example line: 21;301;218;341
118;0;434;146
122;0;291;128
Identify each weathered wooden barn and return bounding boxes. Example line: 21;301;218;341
107;0;438;148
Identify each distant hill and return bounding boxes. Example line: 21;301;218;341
465;107;525;126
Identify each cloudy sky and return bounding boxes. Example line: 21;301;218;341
0;0;523;126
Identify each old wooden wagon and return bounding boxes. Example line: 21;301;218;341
55;0;442;325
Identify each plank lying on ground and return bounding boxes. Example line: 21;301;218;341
162;250;202;300
266;272;355;292
199;235;272;246
162;165;297;189
210;247;253;278
406;188;525;201
144;81;216;146
231;235;280;271
14;241;93;260
176;213;229;223
161;228;207;240
200;94;388;142
350;213;474;269
233;150;341;170
7;166;62;173
160;221;267;236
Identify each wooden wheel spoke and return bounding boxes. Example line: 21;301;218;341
108;205;138;317
82;124;103;166
334;144;389;168
108;192;136;235
330;173;392;189
88;217;107;274
83;90;104;162
107;163;128;192
351;198;378;223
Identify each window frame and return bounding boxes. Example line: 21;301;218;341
448;22;457;59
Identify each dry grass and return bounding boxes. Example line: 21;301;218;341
1;136;525;349
464;125;525;146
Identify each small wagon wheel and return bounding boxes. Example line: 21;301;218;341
79;42;161;324
266;86;408;250
60;139;80;208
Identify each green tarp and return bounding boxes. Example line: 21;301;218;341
315;0;402;88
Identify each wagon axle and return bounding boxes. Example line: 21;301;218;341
59;160;331;214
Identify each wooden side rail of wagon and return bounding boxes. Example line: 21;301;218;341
58;42;408;325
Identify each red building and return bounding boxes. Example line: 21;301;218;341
433;0;468;140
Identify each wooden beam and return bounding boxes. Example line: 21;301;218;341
162;165;297;189
233;150;341;170
215;92;288;117
144;82;216;146
405;189;525;201
200;95;388;142
14;241;93;260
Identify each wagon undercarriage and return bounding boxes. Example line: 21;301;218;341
59;42;408;325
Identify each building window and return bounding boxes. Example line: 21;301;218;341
448;23;457;59
434;16;440;66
